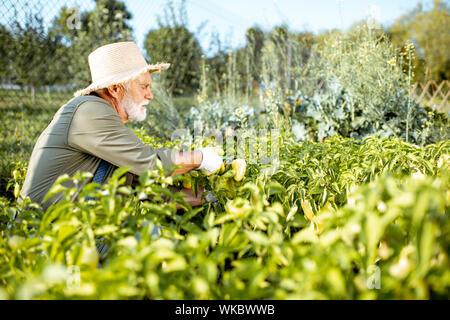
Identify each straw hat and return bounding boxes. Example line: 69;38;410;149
74;41;169;97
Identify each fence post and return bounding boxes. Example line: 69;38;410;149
31;86;35;105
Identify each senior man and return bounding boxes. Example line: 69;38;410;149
19;41;222;211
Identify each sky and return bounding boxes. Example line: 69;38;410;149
1;0;439;56
126;0;436;55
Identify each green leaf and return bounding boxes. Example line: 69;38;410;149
57;224;78;243
418;221;436;277
162;256;187;273
219;223;239;246
292;226;318;244
286;205;298;222
43;184;67;203
245;230;270;246
266;181;286;196
94;224;119;236
179;207;203;226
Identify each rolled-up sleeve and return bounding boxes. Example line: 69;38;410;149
67;100;176;175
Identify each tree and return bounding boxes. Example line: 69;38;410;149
0;25;14;82
145;25;202;96
203;25;316;102
245;26;265;84
388;0;450;82
49;0;134;88
144;0;203;96
80;0;133;40
10;12;58;91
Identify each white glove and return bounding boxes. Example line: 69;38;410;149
197;147;223;174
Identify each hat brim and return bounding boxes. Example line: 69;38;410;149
73;62;170;97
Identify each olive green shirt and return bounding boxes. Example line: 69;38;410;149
20;95;175;211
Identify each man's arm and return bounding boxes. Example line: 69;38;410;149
68;101;218;177
68;101;177;175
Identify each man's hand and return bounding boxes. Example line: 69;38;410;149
176;187;205;209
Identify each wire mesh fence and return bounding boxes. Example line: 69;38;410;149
0;0;166;108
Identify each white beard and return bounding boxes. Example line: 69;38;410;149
122;92;148;122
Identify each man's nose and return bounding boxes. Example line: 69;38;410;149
145;88;153;100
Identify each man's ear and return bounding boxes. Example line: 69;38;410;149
107;84;125;100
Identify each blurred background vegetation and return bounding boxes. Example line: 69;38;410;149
0;0;448;99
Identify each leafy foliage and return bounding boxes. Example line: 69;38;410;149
387;0;450;82
0;25;14;81
10;12;58;87
1;135;449;299
276;24;450;145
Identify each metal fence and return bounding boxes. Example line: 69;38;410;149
0;0;165;108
